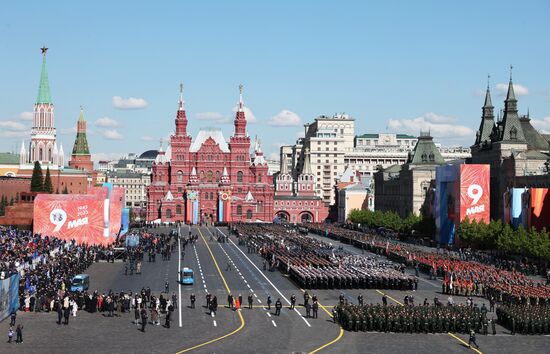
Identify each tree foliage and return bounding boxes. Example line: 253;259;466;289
43;167;53;194
347;209;436;236
458;218;550;260
30;161;44;192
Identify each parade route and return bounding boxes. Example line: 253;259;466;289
1;225;549;354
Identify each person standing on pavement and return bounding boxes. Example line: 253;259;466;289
165;303;174;328
10;311;16;326
140;307;148;332
8;326;14;343
165;281;169;294
56;301;63;325
172;293;177;309
190;293;196;309
211;295;218;316
305;301;311;318
134;304;140;325
267;296;272;310
15;324;23;343
248;294;253;309
275;298;282;316
290;294;296;310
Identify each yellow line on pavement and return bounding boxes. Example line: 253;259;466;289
375;289;404;306
309;327;344;354
376;289;482;354
447;332;483;354
297;288;344;354
175;227;245;354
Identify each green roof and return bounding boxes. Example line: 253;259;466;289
0;152;20;164
396;134;416;139
357;134;379;139
37;53;52;104
408;134;445;165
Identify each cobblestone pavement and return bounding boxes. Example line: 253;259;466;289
0;225;548;354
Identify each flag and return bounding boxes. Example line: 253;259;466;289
449;274;453;290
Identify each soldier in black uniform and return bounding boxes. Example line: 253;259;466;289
290;294;296;309
248;293;253;309
275;299;282;316
190;293;196;309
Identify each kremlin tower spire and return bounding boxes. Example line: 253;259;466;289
27;46;59;167
69;106;93;171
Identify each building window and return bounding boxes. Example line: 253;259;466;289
210;192;214;200
205;192;209;200
176;205;182;214
237;171;243;182
246;209;253;219
216;170;220;181
177;170;183;182
208;170;213;182
166;209;172;218
237;205;242;215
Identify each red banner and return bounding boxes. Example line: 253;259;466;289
459;164;490;223
529;188;550;230
33;194;112;246
109;187;124;237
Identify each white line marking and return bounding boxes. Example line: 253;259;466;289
217;227;312;328
257;299;262;303
213;320;217;327
271;320;277;327
266;312;271;317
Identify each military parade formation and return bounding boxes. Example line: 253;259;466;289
497;305;550;335
233;224;416;290
336;302;493;334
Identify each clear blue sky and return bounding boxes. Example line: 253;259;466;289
1;0;549;162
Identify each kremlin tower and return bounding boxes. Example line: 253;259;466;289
68;107;93;171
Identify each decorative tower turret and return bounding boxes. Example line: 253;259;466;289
296;147;315;197
229;84;251;197
474;75;496;146
69;107;93;171
234;84;247;137
28;47;59;168
275;154;294;197
499;66;526;142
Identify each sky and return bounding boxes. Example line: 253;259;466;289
1;0;549;163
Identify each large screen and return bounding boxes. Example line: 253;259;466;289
33;194;113;246
459;164;490;223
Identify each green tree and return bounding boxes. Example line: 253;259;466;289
43;167;53;193
0;195;5;216
497;224;519;254
30;161;44;192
